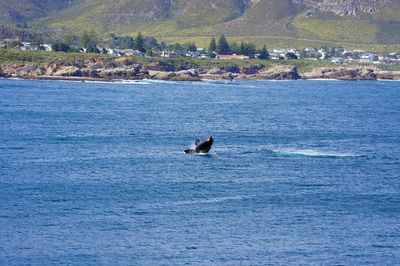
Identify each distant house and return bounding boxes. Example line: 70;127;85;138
20;42;37;51
114;49;145;57
269;52;284;60
330;57;344;64
106;48;120;56
41;44;52;51
215;54;249;60
161;51;178;58
186;51;200;58
358;53;375;63
199;54;210;59
132;50;145;56
116;49;133;56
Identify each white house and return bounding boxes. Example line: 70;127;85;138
41;44;52;51
161;51;178;58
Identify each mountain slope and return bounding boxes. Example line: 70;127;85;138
0;0;77;24
2;0;400;47
38;0;250;34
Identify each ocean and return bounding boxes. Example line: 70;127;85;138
1;79;399;265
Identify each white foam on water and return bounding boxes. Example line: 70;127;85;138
173;195;252;205
307;78;342;81
376;79;400;82
140;79;184;85
273;149;360;158
141;195;252;209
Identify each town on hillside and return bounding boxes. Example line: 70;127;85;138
1;32;399;66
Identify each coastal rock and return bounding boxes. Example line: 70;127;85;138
221;65;240;74
32;66;46;76
375;70;400;80
149;71;176;80
74;61;86;68
0;66;7;77
3;64;41;77
1;59;399;82
301;67;377;80
146;61;175;72
234;74;253;80
81;68;99;78
115;57;133;67
0;64;16;76
200;67;240;80
54;66;82;77
170;69;200;81
200;71;237;80
98;67;138;78
206;67;227;75
241;64;264;75
44;64;59;75
256;65;300;80
149;69;200;81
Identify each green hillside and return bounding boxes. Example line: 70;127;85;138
0;0;77;24
2;0;400;50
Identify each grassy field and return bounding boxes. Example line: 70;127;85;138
0;49;113;64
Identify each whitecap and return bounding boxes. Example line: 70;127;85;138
272;149;361;158
141;195;252;209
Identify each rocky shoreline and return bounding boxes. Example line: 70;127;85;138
1;57;399;82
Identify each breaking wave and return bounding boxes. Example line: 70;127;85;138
272;149;361;158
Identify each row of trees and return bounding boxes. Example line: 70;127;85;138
108;32;146;52
52;30;148;54
59;30;271;59
209;35;269;59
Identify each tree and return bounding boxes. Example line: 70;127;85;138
135;32;145;53
209;37;217;52
217;34;230;55
238;41;256;57
230;42;240;54
171;43;183;51
258;45;269;60
64;32;75;46
80;29;98;51
86;45;100;53
52;42;70;52
125;36;134;49
145;36;159;50
187;42;197;52
285;52;298;60
240;41;246;55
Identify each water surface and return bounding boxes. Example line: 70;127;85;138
1;79;399;265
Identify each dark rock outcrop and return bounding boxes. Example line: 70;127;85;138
255;65;300;80
0;66;7;77
146;61;175;72
241;64;264;75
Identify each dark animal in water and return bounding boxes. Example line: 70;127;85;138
184;136;213;154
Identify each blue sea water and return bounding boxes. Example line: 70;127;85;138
0;78;399;265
